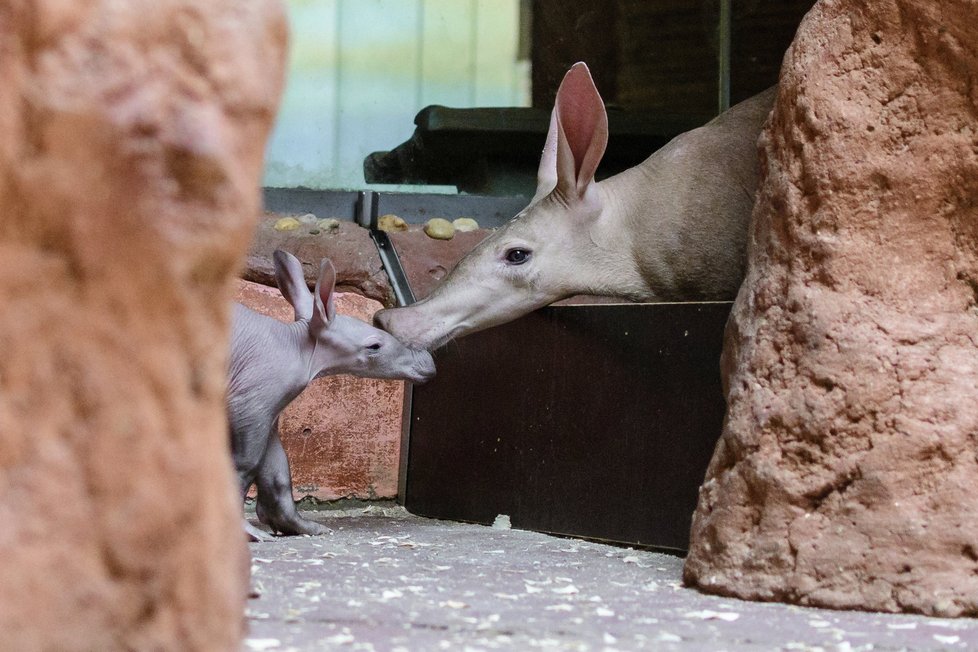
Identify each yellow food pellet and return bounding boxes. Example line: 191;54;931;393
378;214;408;232
318;218;340;232
273;217;301;231
424;218;455;240
453;217;479;232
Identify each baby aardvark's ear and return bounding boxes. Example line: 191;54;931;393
310;258;337;333
272;249;314;321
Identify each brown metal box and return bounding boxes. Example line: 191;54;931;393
401;301;731;552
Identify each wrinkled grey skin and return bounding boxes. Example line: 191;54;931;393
374;63;777;351
228;250;435;540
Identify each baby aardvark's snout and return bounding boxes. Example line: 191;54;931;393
408;348;437;384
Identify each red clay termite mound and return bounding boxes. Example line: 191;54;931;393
685;0;978;616
0;1;287;648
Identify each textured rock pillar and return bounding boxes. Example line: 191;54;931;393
685;0;978;616
0;2;287;650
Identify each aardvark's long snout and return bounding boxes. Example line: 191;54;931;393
372;308;399;338
374;305;447;352
374;307;425;349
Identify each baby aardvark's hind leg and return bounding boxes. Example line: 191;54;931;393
232;424;275;542
238;472;274;542
254;422;330;537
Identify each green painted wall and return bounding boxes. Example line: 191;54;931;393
263;0;529;191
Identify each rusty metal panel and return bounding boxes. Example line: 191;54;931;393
403;301;732;552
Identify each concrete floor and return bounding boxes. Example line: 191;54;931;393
243;505;978;651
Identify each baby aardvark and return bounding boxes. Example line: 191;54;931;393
228;250;435;540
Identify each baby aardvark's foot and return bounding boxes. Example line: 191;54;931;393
244;519;275;542
278;517;330;537
256;501;331;538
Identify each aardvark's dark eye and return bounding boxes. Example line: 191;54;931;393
504;248;531;265
366;342;382;351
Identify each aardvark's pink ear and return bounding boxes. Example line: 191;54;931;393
273;249;314;321
546;62;608;200
310;258;337;334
